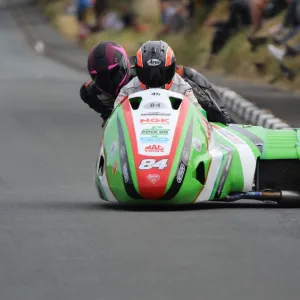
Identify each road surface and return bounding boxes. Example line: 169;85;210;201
1;1;300;300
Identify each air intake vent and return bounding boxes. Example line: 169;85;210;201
129;97;142;110
169;96;182;110
196;162;205;185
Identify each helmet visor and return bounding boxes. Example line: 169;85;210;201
95;56;128;96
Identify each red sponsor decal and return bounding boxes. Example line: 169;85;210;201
145;145;164;153
112;161;118;175
140;118;169;124
147;174;160;184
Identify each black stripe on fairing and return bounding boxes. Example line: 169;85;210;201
229;124;264;153
214;144;234;199
161;117;193;201
117;116;141;199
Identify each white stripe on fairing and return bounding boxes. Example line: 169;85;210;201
98;147;119;203
214;126;256;192
195;148;224;202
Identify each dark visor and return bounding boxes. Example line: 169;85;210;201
95;56;128;96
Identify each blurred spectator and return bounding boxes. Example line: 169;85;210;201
92;3;149;33
91;0;109;31
271;0;300;45
156;0;187;38
249;0;288;37
247;0;299;50
186;0;196;19
94;0;109;20
76;0;94;42
266;0;300;81
247;0;291;51
203;0;252;68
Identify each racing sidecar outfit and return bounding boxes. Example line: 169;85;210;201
80;64;232;124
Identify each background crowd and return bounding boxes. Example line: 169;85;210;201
203;0;300;82
63;0;300;84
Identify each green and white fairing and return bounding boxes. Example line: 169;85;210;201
95;89;300;204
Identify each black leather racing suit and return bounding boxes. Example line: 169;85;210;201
80;62;232;125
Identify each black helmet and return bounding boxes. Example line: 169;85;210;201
87;41;131;96
136;40;176;88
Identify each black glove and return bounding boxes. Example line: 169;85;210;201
220;106;235;124
79;82;113;121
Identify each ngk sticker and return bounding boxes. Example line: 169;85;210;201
140;118;169;124
145;145;164;152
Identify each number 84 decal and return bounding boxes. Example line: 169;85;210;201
138;159;168;170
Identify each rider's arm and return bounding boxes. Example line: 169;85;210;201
179;66;232;123
179;66;218;96
79;80;113;120
180;79;207;118
184;88;207;118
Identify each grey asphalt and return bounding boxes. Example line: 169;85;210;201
1;1;300;300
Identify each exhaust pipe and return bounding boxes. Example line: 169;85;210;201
223;190;300;205
278;191;300;205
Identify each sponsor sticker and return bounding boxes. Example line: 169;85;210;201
139;159;168;170
141;126;170;136
141;112;170;116
144;102;166;109
147;174;160;184
176;163;186;183
123;163;129;183
219;129;243;144
140;137;169;143
182;148;190;163
120;146;126;159
147;59;161;66
145;145;164;152
201;115;212;143
112;161;118;175
110;141;118;156
140;118;169;124
192;138;202;152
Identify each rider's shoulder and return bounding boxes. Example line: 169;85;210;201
119;76;141;94
181;66;213;89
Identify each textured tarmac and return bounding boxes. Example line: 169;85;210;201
1;1;300;300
